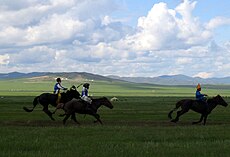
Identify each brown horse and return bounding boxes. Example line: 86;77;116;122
61;97;113;125
168;95;228;125
23;86;81;120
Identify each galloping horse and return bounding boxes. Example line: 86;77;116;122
168;95;228;125
61;97;114;125
23;86;80;120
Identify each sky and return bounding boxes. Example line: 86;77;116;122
0;0;230;78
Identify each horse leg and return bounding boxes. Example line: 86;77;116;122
192;115;204;124
71;113;80;125
63;114;71;125
43;105;55;121
84;109;102;124
93;114;103;124
53;103;64;114
203;115;208;125
171;109;188;123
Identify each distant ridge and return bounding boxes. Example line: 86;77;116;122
1;72;230;85
0;72;47;79
0;72;113;82
107;74;230;85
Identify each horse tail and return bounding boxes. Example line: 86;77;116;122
23;96;40;112
168;100;182;119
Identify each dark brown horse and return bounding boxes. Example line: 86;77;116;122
23;86;81;120
61;97;113;125
168;95;228;125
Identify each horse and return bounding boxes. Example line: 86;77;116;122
168;95;228;125
60;97;114;125
23;86;81;120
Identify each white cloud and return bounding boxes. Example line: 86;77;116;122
0;0;229;78
0;54;9;64
0;26;25;46
25;14;83;44
206;17;230;30
10;46;56;64
176;57;192;64
125;2;179;51
120;0;213;52
193;72;214;79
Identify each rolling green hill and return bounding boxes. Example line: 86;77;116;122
0;72;116;82
1;72;230;85
0;78;230;97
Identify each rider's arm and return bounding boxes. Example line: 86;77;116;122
57;83;67;90
196;91;204;99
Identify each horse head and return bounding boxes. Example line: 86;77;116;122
66;85;81;100
101;97;114;109
215;95;228;107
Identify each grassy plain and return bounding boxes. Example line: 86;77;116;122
0;79;230;157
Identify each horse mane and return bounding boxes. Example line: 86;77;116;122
207;95;220;103
91;97;113;110
92;97;108;102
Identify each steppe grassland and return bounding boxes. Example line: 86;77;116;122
0;79;230;157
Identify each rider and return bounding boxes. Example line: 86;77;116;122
54;78;67;105
81;83;92;104
195;83;208;111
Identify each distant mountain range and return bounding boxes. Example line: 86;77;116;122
1;72;230;85
108;74;230;85
0;72;114;82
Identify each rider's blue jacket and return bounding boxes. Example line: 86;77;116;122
81;87;88;96
54;83;66;94
196;90;205;101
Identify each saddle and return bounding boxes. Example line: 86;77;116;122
81;99;94;112
195;100;207;106
195;100;209;112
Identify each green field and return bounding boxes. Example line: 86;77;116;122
1;79;230;157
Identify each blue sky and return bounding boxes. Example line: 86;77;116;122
0;0;229;78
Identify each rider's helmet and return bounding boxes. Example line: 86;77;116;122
70;85;76;90
83;83;90;89
56;77;61;82
56;78;61;82
196;83;201;90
